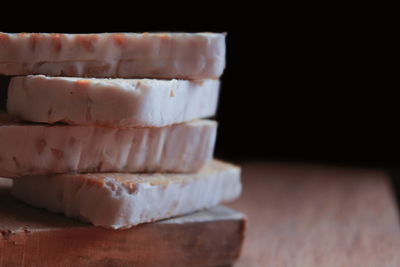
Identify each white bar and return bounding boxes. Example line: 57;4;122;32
0;115;217;177
8;75;219;127
12;160;242;229
0;32;225;79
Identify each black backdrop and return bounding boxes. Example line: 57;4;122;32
0;6;395;167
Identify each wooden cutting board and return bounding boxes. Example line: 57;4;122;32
0;178;245;267
228;162;400;267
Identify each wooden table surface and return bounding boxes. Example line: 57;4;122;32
228;161;400;267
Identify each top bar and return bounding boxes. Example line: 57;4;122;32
0;32;226;79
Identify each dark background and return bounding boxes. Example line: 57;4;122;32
0;5;395;168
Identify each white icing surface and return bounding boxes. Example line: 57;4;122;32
7;75;220;127
12;160;242;229
0;119;217;178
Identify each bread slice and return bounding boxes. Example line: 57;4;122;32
7;75;219;127
11;160;241;229
0;32;225;79
0;115;216;178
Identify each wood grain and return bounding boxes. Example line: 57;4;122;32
228;162;400;267
0;178;245;267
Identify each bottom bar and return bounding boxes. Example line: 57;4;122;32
0;176;246;266
11;160;241;229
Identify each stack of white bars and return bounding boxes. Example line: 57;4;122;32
0;32;241;229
